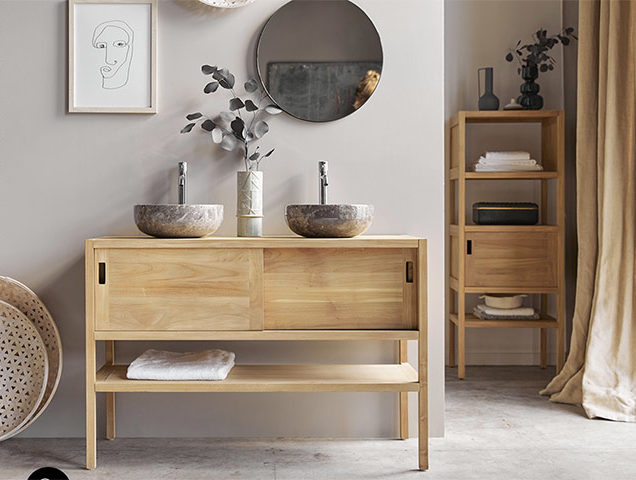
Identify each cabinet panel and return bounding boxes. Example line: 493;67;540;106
263;248;417;329
465;232;557;288
95;248;263;331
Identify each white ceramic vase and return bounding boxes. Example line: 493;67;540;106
236;170;263;237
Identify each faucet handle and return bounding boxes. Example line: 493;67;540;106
179;162;187;175
319;161;328;175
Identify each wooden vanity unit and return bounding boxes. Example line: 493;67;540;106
85;236;428;470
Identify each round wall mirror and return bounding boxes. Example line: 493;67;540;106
256;0;383;122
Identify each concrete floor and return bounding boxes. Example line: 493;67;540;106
2;367;635;479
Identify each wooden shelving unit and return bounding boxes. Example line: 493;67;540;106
448;110;565;379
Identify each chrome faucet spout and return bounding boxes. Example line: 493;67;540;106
178;162;187;205
319;161;328;205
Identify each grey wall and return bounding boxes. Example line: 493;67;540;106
0;0;445;438
445;0;567;365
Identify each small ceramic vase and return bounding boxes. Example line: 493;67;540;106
236;170;263;237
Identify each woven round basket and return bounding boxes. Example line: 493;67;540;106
197;0;256;8
0;277;62;435
0;301;49;441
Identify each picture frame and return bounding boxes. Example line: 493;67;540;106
69;0;157;113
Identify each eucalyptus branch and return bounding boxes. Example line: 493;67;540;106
180;64;281;172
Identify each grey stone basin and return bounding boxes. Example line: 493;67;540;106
134;204;224;238
285;204;374;238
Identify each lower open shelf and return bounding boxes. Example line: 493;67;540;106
95;364;419;393
449;313;558;329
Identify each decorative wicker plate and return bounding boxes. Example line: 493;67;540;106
0;277;62;434
197;0;256;8
0;301;49;441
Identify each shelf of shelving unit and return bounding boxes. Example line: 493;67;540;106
448;110;565;379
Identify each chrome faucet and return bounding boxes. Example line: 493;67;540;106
178;162;187;204
319;161;328;205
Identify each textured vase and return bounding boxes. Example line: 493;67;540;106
517;65;543;110
236;171;263;237
477;67;500;111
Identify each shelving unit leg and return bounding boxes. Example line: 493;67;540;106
457;296;466;379
540;294;547;368
556;290;565;372
448;318;456;368
448;288;456;368
540;329;547;369
397;340;409;440
106;340;116;440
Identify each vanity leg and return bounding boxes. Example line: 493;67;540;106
417;239;428;470
448;319;456;368
398;340;408;439
106;340;116;440
85;244;97;469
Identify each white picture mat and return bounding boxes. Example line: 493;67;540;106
73;3;152;109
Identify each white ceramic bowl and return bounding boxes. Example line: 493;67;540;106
480;294;527;309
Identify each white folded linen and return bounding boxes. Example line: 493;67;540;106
127;349;235;381
474;163;544;172
484;151;531;161
478;156;537;166
474;303;536;317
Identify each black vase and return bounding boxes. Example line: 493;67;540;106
517;65;543;110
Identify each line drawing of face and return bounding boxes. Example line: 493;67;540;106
92;20;134;89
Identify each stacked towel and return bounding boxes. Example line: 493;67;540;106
473;151;543;172
127;349;235;380
483;151;531;161
473;304;540;320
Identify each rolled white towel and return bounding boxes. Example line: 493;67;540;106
484;151;531;161
127;349;235;381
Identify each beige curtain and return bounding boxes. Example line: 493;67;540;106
541;0;636;421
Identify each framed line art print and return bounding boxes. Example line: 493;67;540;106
69;0;157;113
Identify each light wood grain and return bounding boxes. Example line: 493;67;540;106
449;313;557;329
417;239;428;470
554;112;566;373
95;364;419;393
263;249;416;330
86;237;428;469
90;236;420;249
105;341;115;440
96;248;260;331
85;240;97;469
449;110;566;378
94;330;419;340
465;232;558;288
461;110;562;123
465;171;559;180
398;340;408;440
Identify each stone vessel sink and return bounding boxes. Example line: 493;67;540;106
134;204;223;238
285;204;374;238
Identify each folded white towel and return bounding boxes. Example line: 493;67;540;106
475;304;536;317
478;156;537;166
127;349;235;381
474;164;543;172
484;151;531;161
